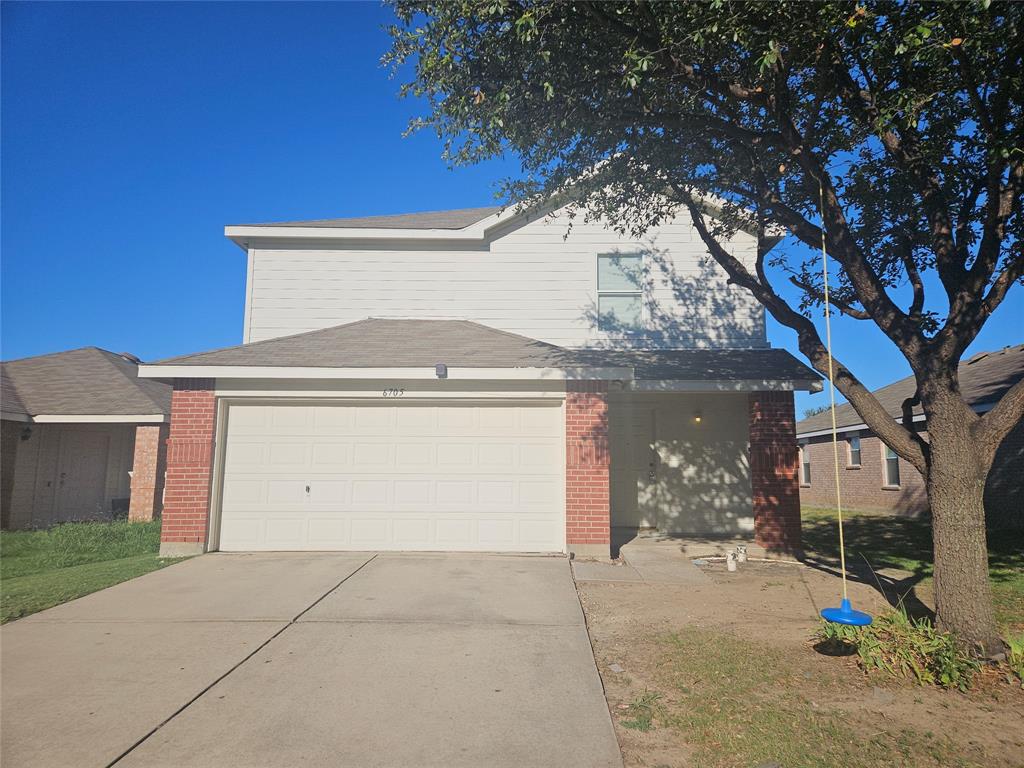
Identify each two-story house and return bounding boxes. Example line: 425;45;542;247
140;203;820;558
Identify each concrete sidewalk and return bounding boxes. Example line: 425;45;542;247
1;553;621;768
572;535;709;585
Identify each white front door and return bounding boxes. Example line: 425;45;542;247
217;401;565;552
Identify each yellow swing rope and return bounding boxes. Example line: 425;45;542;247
819;182;848;602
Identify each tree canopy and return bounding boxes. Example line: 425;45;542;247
386;0;1023;474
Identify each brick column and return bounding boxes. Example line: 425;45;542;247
160;379;216;557
565;381;611;558
128;424;169;522
749;390;802;552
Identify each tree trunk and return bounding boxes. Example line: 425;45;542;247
925;413;1003;656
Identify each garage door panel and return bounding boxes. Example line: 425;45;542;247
311;443;351;467
308;480;350;505
313;407;354;431
218;402;565;552
307;517;350;545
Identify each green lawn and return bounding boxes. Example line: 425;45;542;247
0;520;178;623
801;506;1024;633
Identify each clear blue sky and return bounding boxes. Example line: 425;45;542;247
3;1;1020;416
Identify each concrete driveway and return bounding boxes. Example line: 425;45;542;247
0;553;621;768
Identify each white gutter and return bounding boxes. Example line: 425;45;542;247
26;414;168;424
629;378;822;393
138;365;635;381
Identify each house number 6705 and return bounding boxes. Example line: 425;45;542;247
382;388;405;398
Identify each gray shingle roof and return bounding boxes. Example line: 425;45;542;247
238;206;503;230
1;348;171;419
796;344;1024;435
152;319;819;383
157;319;587;368
596;349;820;382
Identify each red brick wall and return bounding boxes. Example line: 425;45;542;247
799;430;927;515
749;391;801;551
566;381;610;553
801;418;1022;528
128;424;170;522
161;379;216;550
986;417;1024;528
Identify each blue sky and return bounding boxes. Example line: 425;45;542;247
2;1;1020;416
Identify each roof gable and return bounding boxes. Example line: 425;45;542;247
1;347;171;419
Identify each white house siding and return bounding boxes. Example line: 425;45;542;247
243;208;766;349
5;423;135;529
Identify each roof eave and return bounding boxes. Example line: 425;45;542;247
138;364;635;382
630;378;822;392
223;207;515;249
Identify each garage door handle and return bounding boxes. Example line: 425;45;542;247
305;485;310;494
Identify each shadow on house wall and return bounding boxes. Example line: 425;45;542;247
579;244;761;351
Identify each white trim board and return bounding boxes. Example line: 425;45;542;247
28;414;168;424
796;400;998;439
629;379;822;393
139;365;635;381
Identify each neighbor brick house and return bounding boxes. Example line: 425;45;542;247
139;203;821;558
1;348;171;529
796;344;1023;527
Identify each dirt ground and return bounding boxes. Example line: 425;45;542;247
577;559;1024;768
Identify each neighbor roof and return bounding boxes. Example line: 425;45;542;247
148;318;819;384
239;206;503;230
1;347;171;420
796;344;1024;435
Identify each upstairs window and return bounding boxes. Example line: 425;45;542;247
847;433;862;467
597;253;643;333
883;445;901;487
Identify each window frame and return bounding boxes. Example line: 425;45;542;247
596;252;645;334
799;442;811;486
882;444;901;488
847;432;862;468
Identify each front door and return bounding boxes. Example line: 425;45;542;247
55;430;109;521
610;401;659;529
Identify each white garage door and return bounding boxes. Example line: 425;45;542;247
218;401;565;552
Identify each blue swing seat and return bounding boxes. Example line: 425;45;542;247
821;598;873;626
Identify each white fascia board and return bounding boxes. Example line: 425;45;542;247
225;225;487;244
796;400;997;439
629;379;822;393
797;412;927;439
30;414;168;424
139;365;634;381
224;207;517;248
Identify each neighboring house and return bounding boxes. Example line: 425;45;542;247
795;344;1024;527
139;204;821;558
1;348;172;529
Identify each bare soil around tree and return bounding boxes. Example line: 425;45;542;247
578;558;1024;768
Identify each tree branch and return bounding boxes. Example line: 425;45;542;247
787;275;872;320
974;376;1024;450
675;184;928;471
